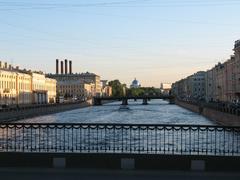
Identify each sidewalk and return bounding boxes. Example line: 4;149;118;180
0;168;240;180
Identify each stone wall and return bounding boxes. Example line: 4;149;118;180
0;99;93;122
176;99;240;126
202;108;240;126
175;100;201;114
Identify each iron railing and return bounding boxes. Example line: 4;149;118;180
0;123;239;156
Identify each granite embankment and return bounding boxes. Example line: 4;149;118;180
176;99;240;126
0;100;93;122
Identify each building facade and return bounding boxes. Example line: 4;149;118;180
160;83;171;95
0;61;56;106
48;59;101;100
172;71;206;101
45;78;57;103
191;71;206;100
17;72;32;104
205;69;214;102
0;67;17;105
101;80;112;97
57;79;94;101
173;40;240;103
234;40;240;101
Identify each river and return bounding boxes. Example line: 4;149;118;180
17;99;214;125
2;100;239;155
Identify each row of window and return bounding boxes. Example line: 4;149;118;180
0;80;56;93
0;74;31;80
58;85;84;88
60;89;86;93
0;80;32;91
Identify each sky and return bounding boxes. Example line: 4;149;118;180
0;0;239;87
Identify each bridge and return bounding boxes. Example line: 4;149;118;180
0;123;239;170
93;95;175;105
0;123;238;156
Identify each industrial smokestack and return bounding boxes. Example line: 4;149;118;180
65;59;68;74
61;61;64;74
56;59;59;74
69;60;72;74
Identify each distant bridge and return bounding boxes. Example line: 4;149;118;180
93;95;175;105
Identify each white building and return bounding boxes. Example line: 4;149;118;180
160;83;171;95
190;71;206;100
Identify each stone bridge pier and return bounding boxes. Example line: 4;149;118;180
142;98;148;105
122;99;128;105
94;98;102;106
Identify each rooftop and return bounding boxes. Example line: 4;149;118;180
234;39;240;49
48;72;98;77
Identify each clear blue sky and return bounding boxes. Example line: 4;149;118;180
0;0;239;87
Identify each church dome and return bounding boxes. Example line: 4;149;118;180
130;78;141;88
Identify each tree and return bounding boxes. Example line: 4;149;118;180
127;87;161;97
108;80;125;97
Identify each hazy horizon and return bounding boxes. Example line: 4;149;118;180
0;0;239;87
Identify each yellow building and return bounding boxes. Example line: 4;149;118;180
81;72;101;96
101;80;112;97
83;83;95;100
57;79;94;101
17;72;32;104
31;72;48;104
0;61;57;106
0;68;17;106
102;86;112;97
45;78;57;103
48;59;101;98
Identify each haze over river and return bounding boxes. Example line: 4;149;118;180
17;99;215;125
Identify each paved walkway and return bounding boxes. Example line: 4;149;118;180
0;168;240;180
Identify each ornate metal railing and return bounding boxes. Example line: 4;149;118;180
0;123;239;156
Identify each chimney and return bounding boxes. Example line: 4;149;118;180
0;61;2;68
61;61;64;74
69;60;72;74
16;66;19;70
56;59;59;74
4;62;7;69
65;59;68;74
9;65;12;70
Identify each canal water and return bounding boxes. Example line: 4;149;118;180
17;99;214;125
1;100;239;155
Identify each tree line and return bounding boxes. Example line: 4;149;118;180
108;80;161;97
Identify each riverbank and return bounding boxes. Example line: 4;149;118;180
0;99;118;122
175;99;240;126
0;100;93;122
